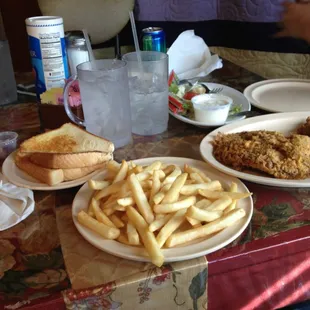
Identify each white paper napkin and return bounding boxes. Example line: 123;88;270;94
167;30;223;80
0;173;34;231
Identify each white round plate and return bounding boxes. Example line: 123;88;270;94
72;157;253;263
169;83;251;128
244;79;310;112
200;112;310;187
2;152;106;191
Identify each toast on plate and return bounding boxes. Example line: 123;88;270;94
20;123;114;154
28;151;113;169
15;153;108;186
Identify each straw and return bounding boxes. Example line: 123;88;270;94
82;29;95;62
129;11;143;74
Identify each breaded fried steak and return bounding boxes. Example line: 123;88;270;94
212;131;310;179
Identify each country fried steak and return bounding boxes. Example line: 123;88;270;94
212;131;310;179
296;117;310;136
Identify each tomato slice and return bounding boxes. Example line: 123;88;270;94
183;91;197;100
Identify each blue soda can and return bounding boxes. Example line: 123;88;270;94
142;27;166;53
25;16;69;98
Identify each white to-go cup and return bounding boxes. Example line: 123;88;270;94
191;94;233;126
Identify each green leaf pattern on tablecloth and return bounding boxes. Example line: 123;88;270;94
189;268;208;310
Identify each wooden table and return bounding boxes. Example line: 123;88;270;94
0;60;309;310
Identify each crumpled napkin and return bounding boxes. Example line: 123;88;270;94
0;173;34;231
167;30;223;80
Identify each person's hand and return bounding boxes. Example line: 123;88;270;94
277;2;310;42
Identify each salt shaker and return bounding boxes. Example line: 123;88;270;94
66;31;90;76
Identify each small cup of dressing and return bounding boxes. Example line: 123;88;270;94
191;94;233;126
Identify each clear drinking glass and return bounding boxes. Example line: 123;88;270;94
63;59;132;148
123;51;169;136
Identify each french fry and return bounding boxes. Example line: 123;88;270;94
103;208;115;216
180;181;222;195
136;171;153;182
77;211;120;239
140;180;153;190
186;216;200;227
113;160;128;183
128;165;143;176
166;208;246;247
154;196;196;213
156;209;187;248
111;214;125;228
91;198;116;228
185;179;195;185
95;180;126;200
152;192;165;205
117;197;134;207
117;234;131;245
128;173;154;224
149;214;174;232
158;170;166;180
184;164;211;182
114;205;126;212
107;160;121;172
156;214;166;220
198;189;251;200
186;206;223;222
118;183;130;198
88;179;110;190
152;183;172;205
128;161;133;169
88;199;95;217
127;206;164;267
150;170;161;205
101;198;119;210
163;167;182;185
162;165;175;176
186;199;212;226
127;221;140;245
195;199;212;209
144;160;162;172
117;191;150;207
224;182;238;214
205;197;233;212
190;173;205;184
161;183;172;192
162;173;188;203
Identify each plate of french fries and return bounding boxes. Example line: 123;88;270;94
72;157;253;267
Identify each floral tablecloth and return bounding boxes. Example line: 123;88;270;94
0;61;309;310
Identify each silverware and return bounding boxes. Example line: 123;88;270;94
208;87;223;94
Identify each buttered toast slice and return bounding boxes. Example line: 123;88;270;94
20;123;114;154
15;154;108;185
15;154;64;186
29;152;113;169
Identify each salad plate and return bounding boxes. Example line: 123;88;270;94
169;82;251;128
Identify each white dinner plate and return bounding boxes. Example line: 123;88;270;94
2;151;107;191
72;157;253;263
244;79;310;112
169;83;251;128
200;112;310;187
